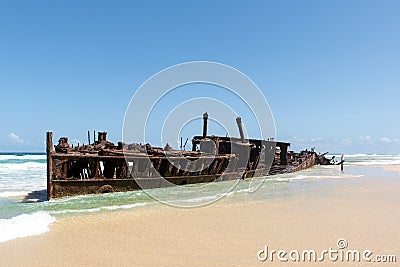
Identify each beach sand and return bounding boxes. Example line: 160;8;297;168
1;173;399;266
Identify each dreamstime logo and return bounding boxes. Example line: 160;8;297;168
122;61;276;207
257;238;397;263
336;238;348;249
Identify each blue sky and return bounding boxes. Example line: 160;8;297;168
0;0;399;154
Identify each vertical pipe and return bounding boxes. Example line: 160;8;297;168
236;117;245;142
192;141;196;151
46;132;53;200
88;130;91;145
93;130;96;143
341;155;344;171
98;132;107;142
280;144;288;165
202;112;208;138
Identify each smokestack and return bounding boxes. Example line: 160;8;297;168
98;132;107;142
202;112;208;138
236;117;245;142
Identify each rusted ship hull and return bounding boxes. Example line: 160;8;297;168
51;174;237;198
46;114;332;199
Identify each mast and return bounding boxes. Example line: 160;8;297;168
236;117;245;143
202;112;208;138
46;131;53;200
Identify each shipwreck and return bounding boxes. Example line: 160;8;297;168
46;113;333;200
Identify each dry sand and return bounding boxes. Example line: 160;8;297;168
1;176;399;266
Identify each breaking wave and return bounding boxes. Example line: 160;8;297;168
0;211;56;243
0;162;45;171
341;154;400;166
0;191;31;198
0;154;45;161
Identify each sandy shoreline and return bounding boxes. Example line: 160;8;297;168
1;172;400;266
381;164;400;176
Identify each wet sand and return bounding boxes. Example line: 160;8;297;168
382;165;400;176
1;171;399;266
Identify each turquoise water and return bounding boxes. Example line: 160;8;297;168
0;153;399;243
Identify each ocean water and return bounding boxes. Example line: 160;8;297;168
0;153;399;243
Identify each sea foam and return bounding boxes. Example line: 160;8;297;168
339;154;400;166
0;154;45;161
0;211;56;243
0;191;31;198
49;203;147;215
0;162;46;171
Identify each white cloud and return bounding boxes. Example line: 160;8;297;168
8;133;24;143
309;137;323;142
358;136;374;144
380;137;392;143
380;137;400;144
287;136;306;143
8;133;33;145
